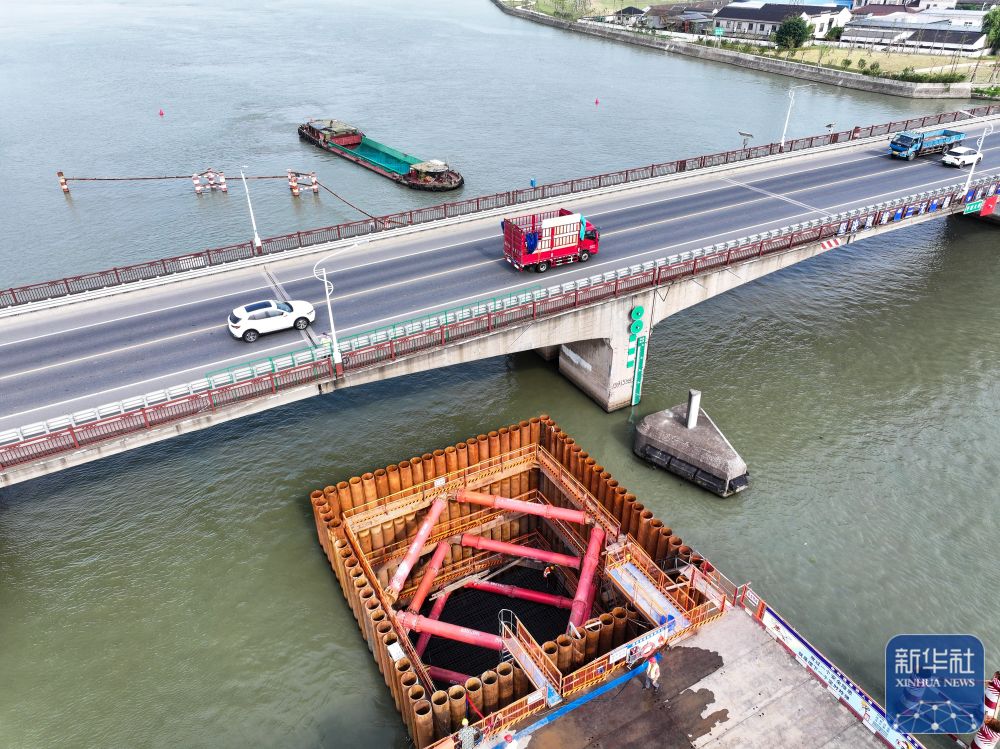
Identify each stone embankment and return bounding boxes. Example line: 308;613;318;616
489;0;972;100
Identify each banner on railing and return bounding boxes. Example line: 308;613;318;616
758;605;923;749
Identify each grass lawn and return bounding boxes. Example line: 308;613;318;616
728;43;1000;82
523;0;660;15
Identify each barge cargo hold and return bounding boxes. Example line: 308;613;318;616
298;119;464;191
306;415;924;749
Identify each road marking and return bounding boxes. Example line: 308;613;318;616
0;339;311;423
339;160;1000;333
721;177;823;212
0;324;232;381
4;143;999;350
5;151;998;424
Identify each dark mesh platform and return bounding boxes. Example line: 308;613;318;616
414;564;571;677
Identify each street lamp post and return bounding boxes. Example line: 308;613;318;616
738;130;754;153
957;110;994;197
316;266;344;377
240;167;263;254
780;84;814;151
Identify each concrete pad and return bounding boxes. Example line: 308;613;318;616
524;608;883;749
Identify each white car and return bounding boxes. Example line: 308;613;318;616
228;299;316;342
942;147;983;168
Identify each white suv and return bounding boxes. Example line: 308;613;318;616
228;299;316;342
942;147;983;168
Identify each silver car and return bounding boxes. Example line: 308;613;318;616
227;299;316;342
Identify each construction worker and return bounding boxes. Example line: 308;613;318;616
542;565;555;590
643;653;661;693
456;717;481;749
503;732;520;749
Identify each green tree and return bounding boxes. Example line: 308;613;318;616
984;6;1000;53
824;26;843;41
775;16;811;48
867;60;881;76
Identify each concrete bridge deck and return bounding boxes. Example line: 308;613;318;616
2;116;999;483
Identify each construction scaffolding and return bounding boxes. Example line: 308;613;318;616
307;416;733;748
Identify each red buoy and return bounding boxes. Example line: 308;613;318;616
159;108;164;117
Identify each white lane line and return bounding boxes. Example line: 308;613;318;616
721;176;823;212
340;209;819;332
0;324;227;381
0;281;278;348
338;162;999;333
5;155;992;420
0;339;311;422
6;143;999;349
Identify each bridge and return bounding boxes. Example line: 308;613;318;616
2;106;999;486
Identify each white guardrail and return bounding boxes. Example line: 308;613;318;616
1;174;996;448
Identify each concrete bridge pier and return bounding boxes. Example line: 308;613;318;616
534;345;560;362
556;293;657;412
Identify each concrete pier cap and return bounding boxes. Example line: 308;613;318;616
634;394;750;497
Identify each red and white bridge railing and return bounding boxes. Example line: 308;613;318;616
2;106;999;310
2;173;998;474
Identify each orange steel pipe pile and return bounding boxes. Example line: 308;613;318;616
456;489;590;525
460;534;581;569
306;414;735;749
568;526;606;628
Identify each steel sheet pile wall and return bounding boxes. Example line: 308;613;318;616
306;415;727;747
307;418;549;747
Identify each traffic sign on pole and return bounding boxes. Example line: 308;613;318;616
714;26;724;36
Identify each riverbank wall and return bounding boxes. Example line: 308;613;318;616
488;0;971;100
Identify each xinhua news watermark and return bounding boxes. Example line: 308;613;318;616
886;633;985;734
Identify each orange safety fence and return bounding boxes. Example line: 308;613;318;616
509;617;563;690
559;598;724;697
535;447;622;538
343;444;538;525
425;689;548;749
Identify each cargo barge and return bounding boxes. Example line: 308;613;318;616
298;119;464;191
306;415;925;749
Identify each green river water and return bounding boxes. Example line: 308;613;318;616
0;1;997;747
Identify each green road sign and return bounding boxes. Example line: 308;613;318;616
964;200;984;214
714;26;724;36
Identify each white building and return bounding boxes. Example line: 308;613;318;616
714;3;853;39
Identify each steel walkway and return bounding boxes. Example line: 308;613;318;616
607;561;689;630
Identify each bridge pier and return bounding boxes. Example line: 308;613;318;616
556;294;656;412
534;345;560;362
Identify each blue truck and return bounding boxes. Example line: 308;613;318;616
889;129;965;161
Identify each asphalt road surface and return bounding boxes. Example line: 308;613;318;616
2;123;998;437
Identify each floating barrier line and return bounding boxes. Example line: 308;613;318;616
58;174;289;181
315;179;378;221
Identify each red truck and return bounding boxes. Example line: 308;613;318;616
501;208;600;272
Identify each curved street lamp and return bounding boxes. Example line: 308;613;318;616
780;84;815;150
240;166;263;253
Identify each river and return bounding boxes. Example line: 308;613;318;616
0;1;996;747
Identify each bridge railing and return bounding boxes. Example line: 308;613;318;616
2;173;998;472
3;106;999;311
0;360;335;471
